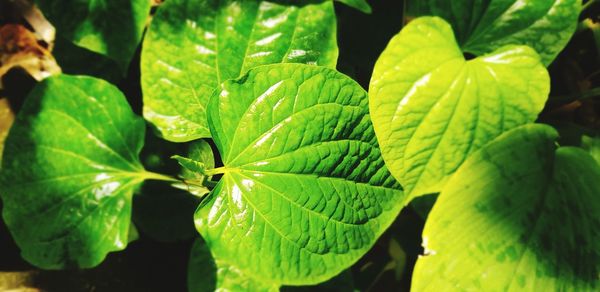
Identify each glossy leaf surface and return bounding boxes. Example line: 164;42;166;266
369;17;549;199
188;238;279;292
0;75;153;268
142;0;338;142
412;124;600;291
36;0;151;71
196;64;405;285
408;0;581;65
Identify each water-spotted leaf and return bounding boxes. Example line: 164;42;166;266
188;238;279;292
412;124;600;291
369;17;549;200
0;75;167;269
142;0;338;142
35;0;151;71
407;0;581;65
196;63;405;285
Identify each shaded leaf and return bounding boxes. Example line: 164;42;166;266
407;0;582;65
412;124;600;291
52;35;122;84
35;0;151;71
582;135;600;165
0;75;164;268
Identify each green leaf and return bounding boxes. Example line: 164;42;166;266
173;156;207;176
36;0;151;71
174;139;214;177
196;63;405;285
0;75;164;269
172;139;215;197
407;0;581;65
369;17;549;200
188;238;279;292
412;124;600;291
336;0;372;13
141;0;338;142
188;139;216;171
582;135;600;165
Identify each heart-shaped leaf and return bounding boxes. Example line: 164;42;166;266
369;17;549;200
142;0;338;142
196;63;405;285
407;0;581;65
0;75;167;269
412;124;600;291
36;0;151;71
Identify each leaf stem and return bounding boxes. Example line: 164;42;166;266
582;0;599;13
204;166;228;176
550;87;600;102
139;171;180;182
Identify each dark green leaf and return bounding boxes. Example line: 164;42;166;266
582;135;600;165
0;75;165;268
407;0;581;65
36;0;151;71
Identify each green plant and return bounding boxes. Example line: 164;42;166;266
0;0;598;291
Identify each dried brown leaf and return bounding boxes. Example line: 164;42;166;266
0;24;61;89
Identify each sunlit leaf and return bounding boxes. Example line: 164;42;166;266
142;0;338;142
369;17;548;200
196;63;405;285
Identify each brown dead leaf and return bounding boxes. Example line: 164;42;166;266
0;97;15;163
8;0;55;45
0;24;61;89
0;271;41;292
